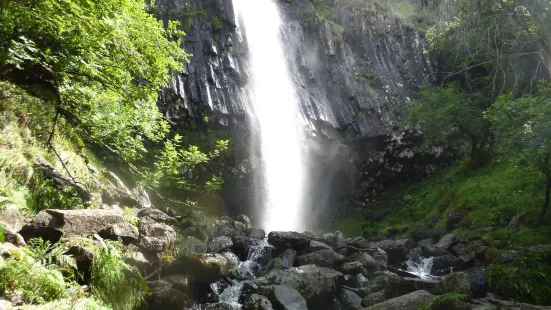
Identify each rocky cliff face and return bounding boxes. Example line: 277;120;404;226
156;0;435;139
153;0;439;220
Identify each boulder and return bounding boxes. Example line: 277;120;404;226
411;226;446;242
20;209;124;242
213;222;245;238
244;294;274;310
438;272;471;295
247;228;266;240
463;267;488;298
231;236;263;260
138;218;176;253
339;289;363;310
0;222;25;246
180;236;207;255
295;248;344;267
261;258;286;277
0;242;20;259
264;265;343;306
436;234;455;250
0;204;24;231
431;254;461;273
265;285;307;310
138;208;178;226
421;245;450;257
98;221;139;245
144;280;194;310
201;303;235;310
417;238;434;247
363;290;433;310
361;291;386;307
233;221;247;232
344;252;380;272
168;253;230;283
162;275;190;292
375;239;411;264
338;261;366;275
268;232;311;250
221;251;241;270
208;236;233;253
282;248;297;268
236;214;252;229
303;240;333;253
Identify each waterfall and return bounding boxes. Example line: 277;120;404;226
232;0;306;232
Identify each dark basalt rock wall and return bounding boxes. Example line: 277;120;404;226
153;0;444;222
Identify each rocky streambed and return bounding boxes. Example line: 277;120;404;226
1;203;550;310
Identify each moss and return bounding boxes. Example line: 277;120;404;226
0;225;4;243
211;16;223;32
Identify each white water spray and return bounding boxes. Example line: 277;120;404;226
233;0;306;232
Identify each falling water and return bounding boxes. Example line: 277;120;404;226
233;0;306;232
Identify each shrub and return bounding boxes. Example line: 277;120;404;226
0;256;69;304
89;240;148;310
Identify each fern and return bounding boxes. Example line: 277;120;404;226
26;238;77;271
90;240;148;310
418;293;469;310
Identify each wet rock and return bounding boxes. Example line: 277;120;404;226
338;261;366;275
20;209;124;242
261;258;286;276
144;280;194;310
339;289;363;310
417;238;434;247
436;233;455;250
181;236;207;255
0;222;25;247
247;228;266;240
244;294;274;310
138;217;176;254
268;231;311;251
431;254;461;273
438;272;471;295
421;245;450;257
282;248;297;268
363;290;433;310
375;239;411;264
236;214;252;229
168;253;230;283
361;291;386;307
265;285;307;310
0;203;24;231
214;223;245;238
295;248;344;267
220;215;233;222
201;303;235;310
344;252;380;272
264;265;344;306
463;267;488;297
231;236;263;260
162;275;190;292
138;208;178;226
372;248;388;265
303;240;333;253
98;221;139;245
221;251;241;270
411;226;446;242
450;243;468;257
233;221;247;232
208;236;233;253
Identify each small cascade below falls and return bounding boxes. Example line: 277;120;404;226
232;0;307;232
401;257;440;281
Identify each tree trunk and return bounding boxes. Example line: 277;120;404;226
539;172;551;225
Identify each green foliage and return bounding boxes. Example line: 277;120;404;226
211;16;224;32
0;253;72;304
404;83;490;161
0;0;188;160
140;135;229;195
487;248;551;305
418;293;469;310
0;225;4;243
89;240;148;310
25;238;78;273
122;207;139;227
26;174;85;214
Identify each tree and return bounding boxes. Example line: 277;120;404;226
427;0;551;94
0;0;187;159
487;85;551;222
404;83;491;164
